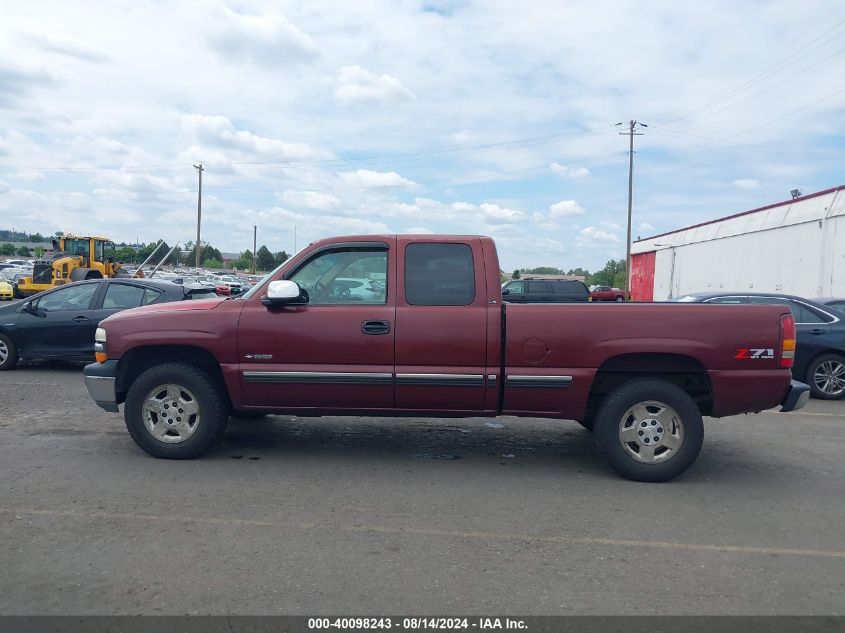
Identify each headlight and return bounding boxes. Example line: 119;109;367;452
95;328;107;343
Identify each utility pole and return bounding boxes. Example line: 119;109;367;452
616;120;646;299
193;163;204;269
252;225;257;275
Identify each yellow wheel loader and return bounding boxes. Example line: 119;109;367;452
13;236;177;299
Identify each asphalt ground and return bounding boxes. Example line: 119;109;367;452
0;363;843;615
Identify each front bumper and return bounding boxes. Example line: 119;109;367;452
780;379;811;412
84;360;120;412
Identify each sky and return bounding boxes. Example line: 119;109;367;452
0;0;844;271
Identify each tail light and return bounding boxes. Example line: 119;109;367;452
780;313;796;368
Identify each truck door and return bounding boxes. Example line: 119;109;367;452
237;240;396;411
394;239;489;413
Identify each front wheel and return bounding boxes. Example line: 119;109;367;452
807;354;845;400
124;363;229;459
0;333;18;370
593;379;704;482
615;296;624;302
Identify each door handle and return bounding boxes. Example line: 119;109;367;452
361;320;391;335
73;316;89;322
809;328;825;335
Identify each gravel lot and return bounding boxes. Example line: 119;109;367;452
1;364;843;615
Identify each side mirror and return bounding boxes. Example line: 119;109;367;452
261;280;309;307
501;288;510;295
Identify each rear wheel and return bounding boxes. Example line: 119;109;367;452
615;295;624;302
593;379;704;482
807;354;845;400
0;333;18;370
124;363;229;458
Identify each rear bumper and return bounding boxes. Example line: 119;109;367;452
83;360;120;412
780;380;811;412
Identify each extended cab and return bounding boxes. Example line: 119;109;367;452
83;235;809;481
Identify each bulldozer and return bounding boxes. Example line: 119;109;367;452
14;235;174;298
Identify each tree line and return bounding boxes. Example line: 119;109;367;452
1;236;289;273
511;259;627;288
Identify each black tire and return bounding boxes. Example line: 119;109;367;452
124;363;229;459
593;379;704;482
0;332;19;371
806;353;845;400
230;411;268;420
615;296;624;302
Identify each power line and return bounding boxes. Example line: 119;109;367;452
662;17;845;125
1;150;626;198
0;125;613;174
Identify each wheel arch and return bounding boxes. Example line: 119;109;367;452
586;352;713;418
116;344;230;408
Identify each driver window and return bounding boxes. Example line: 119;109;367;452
34;283;98;312
289;248;387;305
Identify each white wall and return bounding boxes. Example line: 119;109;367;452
638;188;845;300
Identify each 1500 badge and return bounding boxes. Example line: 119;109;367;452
735;348;774;359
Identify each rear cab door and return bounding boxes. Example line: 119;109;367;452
394;237;501;414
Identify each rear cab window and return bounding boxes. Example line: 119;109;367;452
404;243;475;306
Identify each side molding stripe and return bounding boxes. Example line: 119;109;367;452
506;375;573;388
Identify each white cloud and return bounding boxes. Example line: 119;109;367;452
334;65;416;105
402;226;435;234
550;162;590;178
0;180;10;194
733;178;760;190
181;114;328;162
639;222;655;231
549;200;586;218
452;129;474;143
21;31;110;63
579;226;621;244
208;7;318;68
337;169;416;189
280;190;341;211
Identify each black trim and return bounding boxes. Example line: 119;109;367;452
395;374;484;387
506;376;573;389
243;371;393;385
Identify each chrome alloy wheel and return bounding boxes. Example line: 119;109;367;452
618;400;684;464
142;384;201;443
813;360;845;397
0;339;8;365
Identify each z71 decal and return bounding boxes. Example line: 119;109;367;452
735;348;775;359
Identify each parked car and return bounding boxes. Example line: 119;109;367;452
83;234;806;482
591;286;627;302
814;298;845;314
0;278;221;370
0;274;14;301
673;292;845;400
501;278;590;303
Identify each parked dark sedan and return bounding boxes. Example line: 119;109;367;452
0;278;219;370
814;298;845;314
673;292;845;399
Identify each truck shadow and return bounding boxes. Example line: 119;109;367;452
209;415;808;485
215;415;612;477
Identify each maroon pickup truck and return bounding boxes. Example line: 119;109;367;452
84;234;809;481
591;285;627;302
